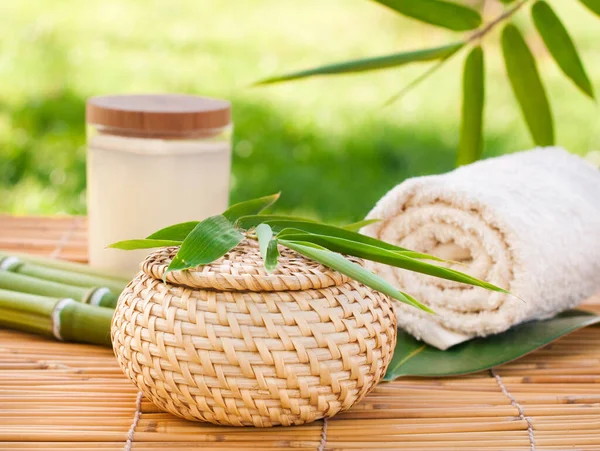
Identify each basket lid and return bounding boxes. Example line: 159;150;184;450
141;240;350;292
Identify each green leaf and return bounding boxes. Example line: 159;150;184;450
373;0;481;31
579;0;600;16
256;42;464;84
265;239;280;273
147;222;198;241
457;46;485;166
385;309;600;379
277;231;507;294
166;215;244;275
223;193;280;223
342;218;381;232
255;220;444;262
256;223;273;261
107;239;182;250
532;1;594;98
502;24;554;146
280;239;433;313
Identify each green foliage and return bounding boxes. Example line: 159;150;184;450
372;0;482;31
457;46;485;166
260;0;600;162
108;239;183;250
385;310;600;379
532;1;594;98
502;24;554;146
112;194;507;313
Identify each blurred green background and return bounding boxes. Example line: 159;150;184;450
1;0;599;222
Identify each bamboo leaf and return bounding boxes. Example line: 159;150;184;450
256;42;464;84
254;220;445;262
166;215;244;275
280;239;434;313
223;193;280;223
579;0;600;16
256;223;273;264
532;1;594;98
385;310;600;379
373;0;481;31
502;24;554;146
342;218;381;231
147;222;198;241
457;46;485;166
108;239;182;250
265;239;281;273
277;232;507;294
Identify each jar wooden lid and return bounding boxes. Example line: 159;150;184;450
86;94;231;137
141;241;351;292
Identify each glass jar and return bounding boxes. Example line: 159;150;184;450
86;94;232;276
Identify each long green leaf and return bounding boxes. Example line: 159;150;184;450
281;240;433;313
147;222;198;241
166;215;244;275
223;193;280;223
579;0;600;16
385;310;600;379
250;219;445;262
457;46;485;166
502;24;554;146
532;1;594;98
277;232;507;294
342;218;381;232
373;0;481;31
108;239;182;250
256;42;464;84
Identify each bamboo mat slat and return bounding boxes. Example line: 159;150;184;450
0;216;599;451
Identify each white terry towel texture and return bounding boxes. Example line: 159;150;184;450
362;147;600;350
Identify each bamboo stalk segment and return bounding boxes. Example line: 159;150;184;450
0;215;600;450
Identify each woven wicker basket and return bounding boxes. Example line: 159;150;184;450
112;240;397;427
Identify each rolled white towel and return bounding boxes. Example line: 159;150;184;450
362;147;600;350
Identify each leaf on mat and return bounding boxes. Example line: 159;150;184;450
165;215;244;276
578;0;600;16
457;46;485;166
384;310;600;379
280;239;433;313
107;239;182;250
223;193;280;223
532;1;594;98
502;24;554;146
255;42;464;84
373;0;482;31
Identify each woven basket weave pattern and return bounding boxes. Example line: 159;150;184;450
112;243;396;427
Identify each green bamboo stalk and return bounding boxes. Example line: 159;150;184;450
58;302;113;346
0;271;118;308
2;259;127;293
0;288;113;346
0;251;129;284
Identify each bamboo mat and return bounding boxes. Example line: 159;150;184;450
1;215;600;451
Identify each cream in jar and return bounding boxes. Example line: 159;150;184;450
86;94;232;276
